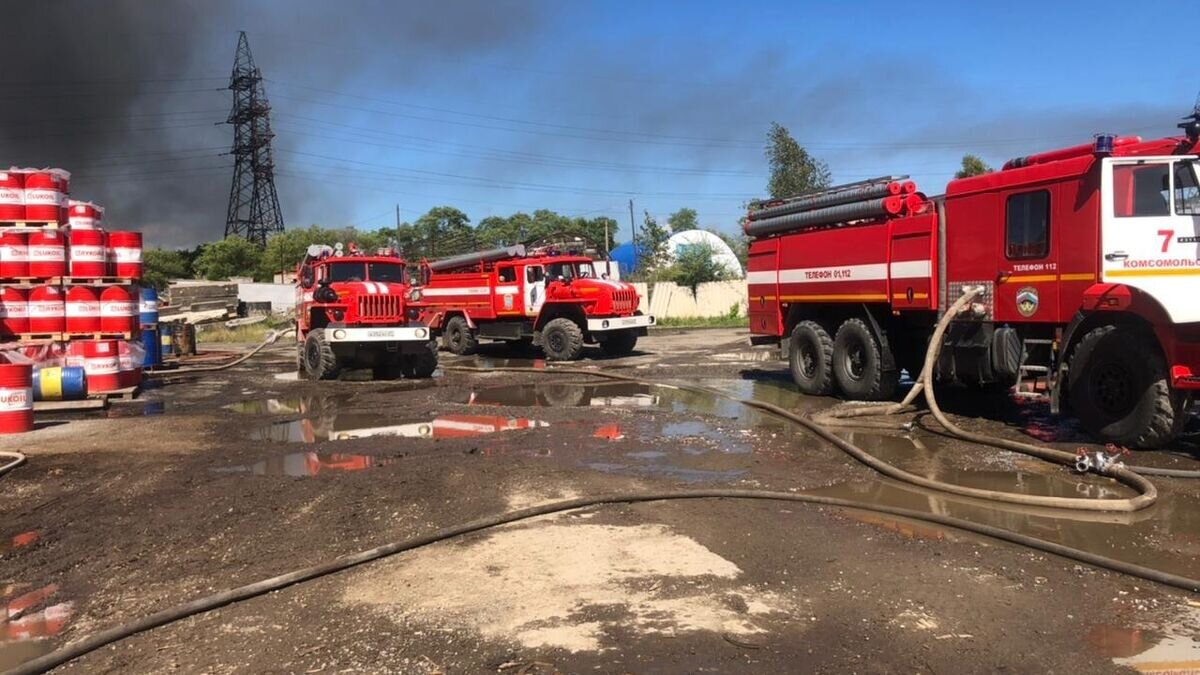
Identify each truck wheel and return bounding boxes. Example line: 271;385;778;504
832;318;898;401
541;318;584;361
302;330;340;381
443;316;478;355
1067;325;1184;448
600;330;638;356
401;341;439;379
789;320;834;395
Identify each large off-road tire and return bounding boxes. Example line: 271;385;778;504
302;330;340;381
401;341;439;379
443;316;478;355
1067;325;1185;448
832;318;898;401
599;329;638;356
789;320;834;395
541;317;585;361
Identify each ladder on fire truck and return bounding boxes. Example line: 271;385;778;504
1013;338;1055;398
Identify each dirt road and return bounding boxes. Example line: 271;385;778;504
2;328;1198;673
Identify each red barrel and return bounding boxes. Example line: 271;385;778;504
117;340;141;388
22;170;68;223
99;285;135;333
0;363;33;433
0;231;28;278
108;232;142;279
64;340;86;369
0;170;23;221
28;230;66;278
27;285;65;334
0;287;28;336
82;339;120;393
68;229;106;277
67;200;103;230
65;285;100;334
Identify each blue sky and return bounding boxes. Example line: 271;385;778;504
4;1;1196;247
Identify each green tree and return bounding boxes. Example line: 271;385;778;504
671;241;728;295
414;206;473;257
258;225;336;281
955;154;993;179
637;210;670;271
765;121;830;199
667;207;698;234
192;237;264;281
142;248;192;290
588;216;619;253
475;215;520;247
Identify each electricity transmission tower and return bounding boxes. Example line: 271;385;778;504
224;31;284;246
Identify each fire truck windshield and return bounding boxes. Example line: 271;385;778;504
324;261;406;283
367;262;406;283
545;261;594;280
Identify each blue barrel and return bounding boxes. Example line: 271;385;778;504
160;324;175;357
142;326;161;367
32;366;88;401
139;287;159;327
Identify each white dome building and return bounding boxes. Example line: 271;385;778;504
665;229;744;278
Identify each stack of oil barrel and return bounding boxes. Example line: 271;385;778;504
0;167;147;419
743;176;928;237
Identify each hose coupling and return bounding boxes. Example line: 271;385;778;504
1074;444;1129;474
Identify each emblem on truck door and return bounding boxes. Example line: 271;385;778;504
1016;287;1039;317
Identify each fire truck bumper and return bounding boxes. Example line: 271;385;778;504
586;315;655;332
325;326;431;343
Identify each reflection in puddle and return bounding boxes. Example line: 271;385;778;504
215;452;396;478
1;531;39;555
106;400;166;417
247;414;549;443
467;382;657;408
0;583;74;671
1087;607;1200;673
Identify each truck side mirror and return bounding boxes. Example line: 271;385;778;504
300;267;315;289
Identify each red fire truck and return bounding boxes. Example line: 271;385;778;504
294;243;437;380
747;113;1200;447
414;244;653;360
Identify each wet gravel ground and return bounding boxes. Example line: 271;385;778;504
1;328;1198;673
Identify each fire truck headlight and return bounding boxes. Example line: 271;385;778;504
408;288;422;302
415;328;428;339
332;310;344;322
406;307;420;320
333;329;347;340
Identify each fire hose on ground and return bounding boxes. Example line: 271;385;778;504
7;297;1200;674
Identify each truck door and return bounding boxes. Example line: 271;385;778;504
524;264;546;317
1100;157;1200;323
494;263;520;314
996;187;1060;322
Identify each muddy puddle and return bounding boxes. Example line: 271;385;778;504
246;413;549;443
1086;606;1200;672
213;451;398;478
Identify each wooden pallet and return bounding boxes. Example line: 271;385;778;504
62;331;134;341
16;332;59;342
0;276;55;285
33;398;106;412
56;276;134;286
0;220;60;230
89;385;139;401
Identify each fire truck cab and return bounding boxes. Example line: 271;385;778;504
748;117;1200;448
415;244;653;361
294;244;437;380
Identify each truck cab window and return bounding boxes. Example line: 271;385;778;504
1005;190;1050;259
367;262;405;283
328;262;366;282
497;267;516;283
1175;162;1200;216
525;266;544;283
1113;163;1170;217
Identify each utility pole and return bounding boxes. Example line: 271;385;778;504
628;199;637;260
395;204;400;230
224;31;285;246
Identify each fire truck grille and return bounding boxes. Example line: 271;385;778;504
357;294;403;320
611;288;637;313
